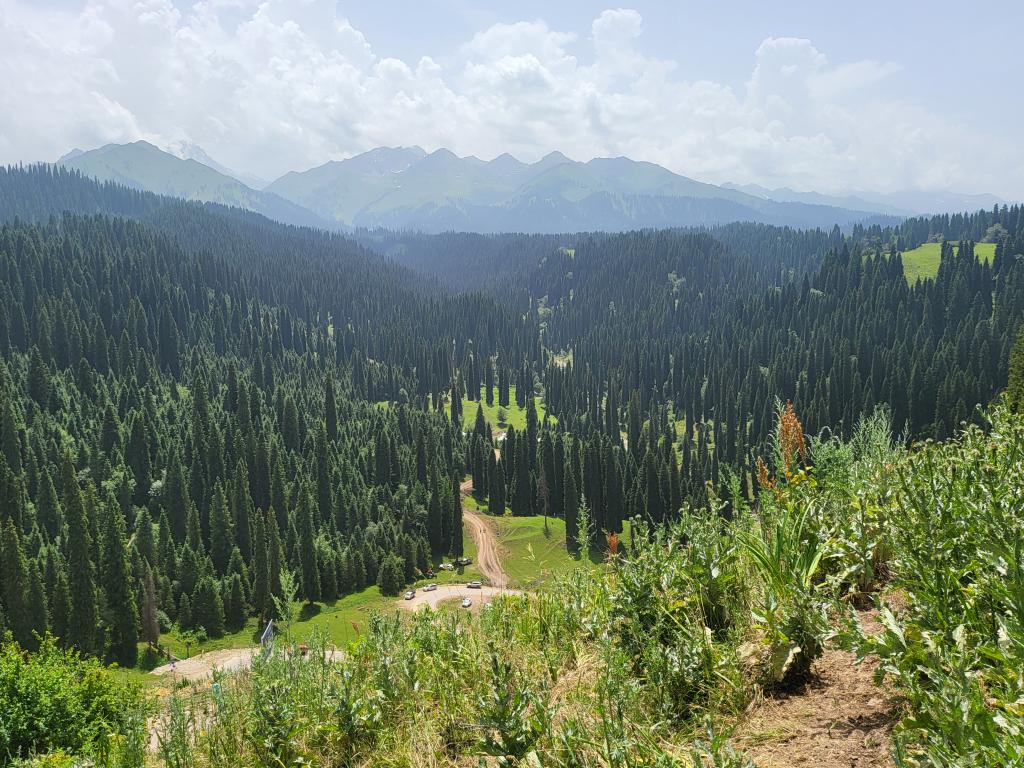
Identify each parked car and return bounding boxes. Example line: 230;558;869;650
467;581;482;589
423;583;438;592
403;590;415;600
455;556;473;566
439;563;454;571
460;598;473;608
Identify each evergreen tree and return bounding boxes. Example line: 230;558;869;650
224;573;247;631
140;566;161;647
190;577;225;638
489;456;505;515
427;485;444;554
450;476;464;557
126;413;152;507
251;511;271;621
209;483;234;576
325;373;338;441
100;500;139;666
1008;325;1024;413
27;559;48;644
1;396;21;476
297;489;320;602
376;553;404;596
0;518;32;648
62;455;98;655
45;549;72;646
564;460;580;555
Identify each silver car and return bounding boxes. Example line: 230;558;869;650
460;598;473;608
403;590;415;600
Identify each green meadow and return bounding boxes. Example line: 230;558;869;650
897;241;996;283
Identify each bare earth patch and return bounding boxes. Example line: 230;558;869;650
151;647;258;680
734;611;899;768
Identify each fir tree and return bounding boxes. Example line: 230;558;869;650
0;518;33;648
190;577;225;638
376;553;404;596
63;455;98;655
100;500;139;666
450;476;464;557
297;489;320;602
209;483;234;576
1008;325;1024;413
45;549;72;645
140;566;161;647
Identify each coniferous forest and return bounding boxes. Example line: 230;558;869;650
0;165;1022;668
2;164;1024;766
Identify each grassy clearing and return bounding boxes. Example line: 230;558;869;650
495;514;608;589
463;494;629;589
158;525;486;659
457;384;553;435
381;385;555;437
897;241;996;283
550;348;573;367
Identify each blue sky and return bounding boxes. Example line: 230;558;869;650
2;0;1022;197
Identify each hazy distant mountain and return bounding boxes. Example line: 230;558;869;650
165;140;269;190
58;141;332;229
723;182;1010;216
267;148;883;233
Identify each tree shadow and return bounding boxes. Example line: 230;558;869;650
298;603;322;621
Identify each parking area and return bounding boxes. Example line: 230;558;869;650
397;582;523;612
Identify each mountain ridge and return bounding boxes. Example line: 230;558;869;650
266;147;889;232
57;141;336;230
56;140;1004;234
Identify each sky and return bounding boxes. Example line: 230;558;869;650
1;0;1022;198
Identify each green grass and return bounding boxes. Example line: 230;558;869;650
496;515;606;589
896;241;996;284
457;384;553;436
464;493;629;589
158;519;487;658
377;384;554;438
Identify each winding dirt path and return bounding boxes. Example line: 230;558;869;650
462;508;508;589
458;478;509;589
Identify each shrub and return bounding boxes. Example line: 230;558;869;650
0;637;145;764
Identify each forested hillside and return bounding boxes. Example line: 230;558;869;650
1;167;1023;677
0;166;552;671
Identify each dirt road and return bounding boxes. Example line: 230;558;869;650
397;478;518;612
458;479;509;589
152;647;257;680
462;509;509;588
151;646;346;681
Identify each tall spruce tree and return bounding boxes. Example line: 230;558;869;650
100;500;138;666
62;455;98;655
0;518;32;648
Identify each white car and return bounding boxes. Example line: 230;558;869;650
467;581;482;589
460;598;473;608
403;590;415;600
423;583;438;592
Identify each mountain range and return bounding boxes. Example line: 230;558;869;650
721;182;1008;218
54;141;1008;234
57;142;333;230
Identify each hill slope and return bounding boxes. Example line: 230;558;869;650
59;141;333;229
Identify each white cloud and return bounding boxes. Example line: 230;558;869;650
0;0;1017;197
